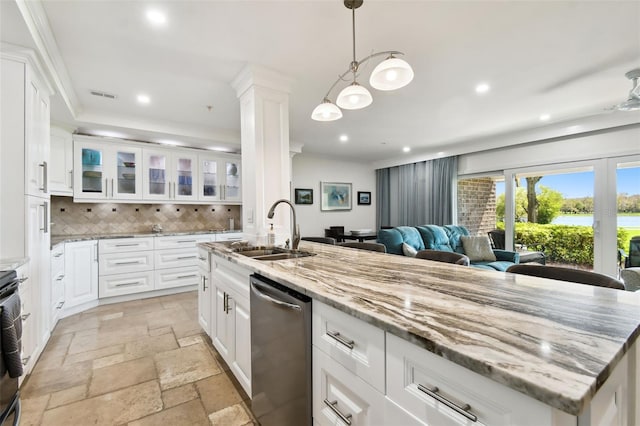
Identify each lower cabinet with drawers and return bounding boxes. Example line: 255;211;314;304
312;299;631;426
98;234;215;298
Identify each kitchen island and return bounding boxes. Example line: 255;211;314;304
200;241;640;425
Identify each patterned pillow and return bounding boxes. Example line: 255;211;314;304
402;242;418;257
460;236;496;262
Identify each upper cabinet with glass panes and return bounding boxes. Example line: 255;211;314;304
73;136;143;201
72;135;240;204
199;155;241;203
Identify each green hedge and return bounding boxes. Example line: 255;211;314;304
496;223;628;267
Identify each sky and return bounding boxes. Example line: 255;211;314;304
495;167;640;198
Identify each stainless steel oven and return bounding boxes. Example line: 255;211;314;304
0;270;22;426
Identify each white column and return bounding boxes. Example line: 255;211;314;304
232;65;293;245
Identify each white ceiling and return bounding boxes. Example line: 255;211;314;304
2;0;639;162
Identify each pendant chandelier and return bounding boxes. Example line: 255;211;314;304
311;0;414;122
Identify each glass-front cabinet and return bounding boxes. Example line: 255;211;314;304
73;138;142;201
198;155;241;203
142;149;198;202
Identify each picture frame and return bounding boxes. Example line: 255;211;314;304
357;191;371;205
294;188;313;205
320;182;352;211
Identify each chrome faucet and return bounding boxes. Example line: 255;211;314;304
267;199;300;250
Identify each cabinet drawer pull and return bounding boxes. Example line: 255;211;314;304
115;280;142;287
198;256;207;261
202;276;208;291
177;255;197;260
417;384;477;422
53;252;63;258
114;260;142;265
56;274;65;281
21;356;31;366
17;277;29;284
21;313;31;321
177;240;196;243
177;274;198;279
56;301;65;309
326;330;355;349
323;399;352;425
115;243;141;247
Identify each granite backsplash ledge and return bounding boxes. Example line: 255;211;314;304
51;196;241;236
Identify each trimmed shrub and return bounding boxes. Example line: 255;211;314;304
496;222;628;267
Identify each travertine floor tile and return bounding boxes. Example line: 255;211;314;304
21;360;92;398
172;318;202;339
19;394;50;426
155;343;220;390
149;326;172;337
92;353;125;369
146;306;190;329
67;325;148;354
47;384;86;409
40;332;73;356
64;344;124;366
208;403;252;426
161;383;198;409
123;332;178;360
52;315;99;336
178;334;203;347
40;380;162;425
196;373;243;415
89;357;157;396
129;399;209;426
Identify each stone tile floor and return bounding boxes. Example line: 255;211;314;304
19;291;257;425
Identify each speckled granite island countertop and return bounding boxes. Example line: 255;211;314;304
201;240;640;417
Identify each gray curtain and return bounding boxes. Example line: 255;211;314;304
376;156;457;227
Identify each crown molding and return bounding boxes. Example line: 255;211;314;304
15;0;81;118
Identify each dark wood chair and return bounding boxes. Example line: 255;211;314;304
301;237;336;245
339;242;387;253
506;264;625;290
324;226;345;242
416;250;470;266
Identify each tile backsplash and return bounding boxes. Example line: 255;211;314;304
51;196;241;236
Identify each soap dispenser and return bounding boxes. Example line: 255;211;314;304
267;223;276;246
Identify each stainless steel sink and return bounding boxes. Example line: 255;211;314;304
233;246;316;261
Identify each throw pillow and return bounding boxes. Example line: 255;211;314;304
460;236;496;262
402;242;418;257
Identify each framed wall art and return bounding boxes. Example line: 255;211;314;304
357;191;371;205
294;188;313;204
320;182;352;211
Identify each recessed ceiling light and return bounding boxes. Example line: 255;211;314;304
339;134;348;142
403;147;411;153
159;140;181;146
137;94;150;104
539;113;551;121
146;9;167;25
437;151;445;157
475;83;490;94
208;146;233;152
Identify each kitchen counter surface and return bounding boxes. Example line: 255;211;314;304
0;257;30;271
201;240;640;417
50;229;243;249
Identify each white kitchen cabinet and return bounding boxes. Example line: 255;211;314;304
313;346;385;426
26;196;51;349
50;245;65;327
16;262;38;380
143;148;198;202
211;256;251;395
49;127;73;195
197;247;212;336
64;240;98;310
73;137;143;201
215;232;244;242
198;154;241;203
24;65;51;199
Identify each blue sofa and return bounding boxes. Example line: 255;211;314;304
377;225;520;271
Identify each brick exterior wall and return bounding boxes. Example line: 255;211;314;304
457;177;497;236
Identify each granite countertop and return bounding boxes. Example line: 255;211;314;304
201;240;640;416
50;229;243;248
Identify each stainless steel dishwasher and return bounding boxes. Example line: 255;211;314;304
250;274;312;426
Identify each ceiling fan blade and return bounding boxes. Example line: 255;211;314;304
539;51;639;93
